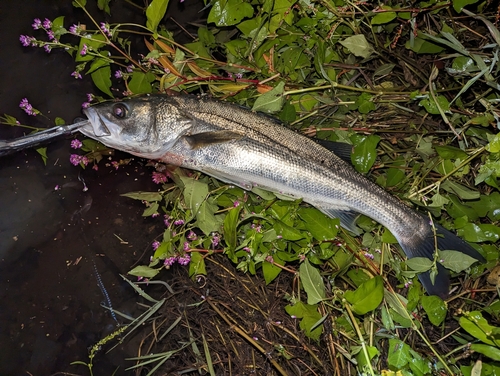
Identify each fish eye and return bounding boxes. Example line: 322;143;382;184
112;103;129;119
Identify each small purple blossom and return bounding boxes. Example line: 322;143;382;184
265;255;274;263
111;161;119;170
152;171;168;184
54;185;61;191
114;70;123;79
71;139;82;149
43;44;51;53
235;73;243;79
99;22;112;37
174;219;185;226
211;234;220;248
80;43;88;56
42;18;52;29
233;200;240;207
69;24;78;34
71;71;82;79
243;247;251;253
183;242;190;251
126;64;134;73
178;255;191;266
32;18;42;30
19;98;37;116
82;102;90;109
46;30;55;41
86;93;94;102
81;156;89;166
92;164;99;171
19;35;35;47
152;241;161;250
164;256;177;267
363;251;374;260
405;281;413;288
70;154;82;166
187;231;197;241
227;72;233;78
152;213;159;218
277;235;283;239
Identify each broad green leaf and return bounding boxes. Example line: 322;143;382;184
439;250;481;273
388;339;411;369
208;0;254;27
297;207;339;241
274;220;304;241
371;11;396;25
180;176;209;220
409;350;432;376
451;56;475;73
347;269;371;287
385;168;405;187
441;180;479;200
196;200;221;235
223;205;241;252
252;81;285;113
91;64;113;97
405;37;444;54
486;133;500;153
421;295;447;326
459;311;499;346
435;145;468;160
406;257;433;273
356;92;376;114
36;147;48;165
457;223;500;243
285;301;323;340
419;95;450;115
121;191;163;202
142;202;159;217
339;34;373;58
128;71;156;94
344;275;384;315
189;251;206;277
128;265;160;278
262;253;283;284
299;259;325;304
470;344;500;361
356;345;379;371
351;134;380;173
97;0;111;14
146;0;169;33
453;0;481;13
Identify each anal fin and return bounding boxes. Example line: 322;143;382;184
319;207;361;235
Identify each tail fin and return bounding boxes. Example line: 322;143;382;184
399;222;485;298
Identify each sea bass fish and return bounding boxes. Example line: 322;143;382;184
80;94;484;297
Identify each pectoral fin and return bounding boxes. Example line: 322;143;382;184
184;131;244;149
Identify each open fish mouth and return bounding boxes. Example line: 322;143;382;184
81;107;111;137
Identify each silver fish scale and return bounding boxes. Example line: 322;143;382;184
159;95;424;244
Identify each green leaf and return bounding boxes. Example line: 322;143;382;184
262;253;283;284
196;199;221;235
356;92;376;114
285;301;323;340
146;0;170;33
274;220;304;241
388;339;411;369
435;145;468;160
385;168;405;187
36;147;48;165
486;133;500;153
91;64;113;97
419;95;450;115
128;265;160;279
459;311;498;346
351;134;380;173
252;81;285;113
344;275;384;315
189;251;206;277
208;0;254;27
297;207;339;241
405;37;445;54
406;257;433;273
75;34;106;62
223;205;241;252
470;344;500;361
457;223;500;243
371;11;397;25
439;250;481;272
339;35;373;58
180;176;209;220
299;259;325;305
421;295;447;326
441;180;479;200
453;0;481;13
128;71;156;94
121;191;163;202
142;202;159;217
97;0;111;14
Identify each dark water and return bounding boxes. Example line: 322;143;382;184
0;1;203;374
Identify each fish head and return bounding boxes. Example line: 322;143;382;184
80;95;191;159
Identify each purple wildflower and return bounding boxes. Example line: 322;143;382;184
164;215;170;227
227;72;233;78
126;65;134;73
363;251;374;260
152;213;159;218
243;247;251;253
111;161;119;170
82;102;90;109
152;171;167;184
70;154;82;166
81;156;89;166
164;256;177;267
92;165;99;171
69;24;79;34
42;18;52;29
114;70;123;79
152;241;161;250
71;139;82;149
187;230;197;241
43;44;51;53
80;43;88;56
183;242;190;251
178;255;191;266
211;234;220;248
265;255;274;263
54;185;61;191
19;98;37;116
46;30;55;41
86;93;94;102
235;73;243;79
233;200;240;207
99;22;112;37
71;71;82;79
174;219;185;226
32;18;42;30
405;281;413;288
19;35;35;47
